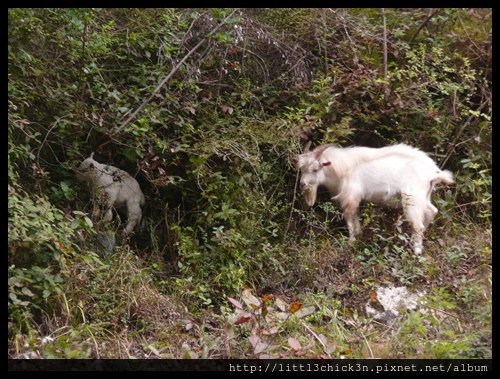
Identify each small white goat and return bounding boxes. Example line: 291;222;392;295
76;153;145;234
296;144;454;254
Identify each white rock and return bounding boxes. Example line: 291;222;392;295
365;285;425;322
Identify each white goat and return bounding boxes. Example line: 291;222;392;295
76;153;145;234
296;144;454;254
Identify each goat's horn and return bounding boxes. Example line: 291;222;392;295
303;141;312;153
90;152;94;159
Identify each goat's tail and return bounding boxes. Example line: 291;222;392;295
432;170;455;186
426;170;454;201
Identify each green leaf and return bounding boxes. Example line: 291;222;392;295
21;287;34;297
83;217;93;228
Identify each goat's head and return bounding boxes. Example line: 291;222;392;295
76;152;98;181
296;144;332;207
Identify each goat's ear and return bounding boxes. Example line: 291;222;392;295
322;161;332;167
303;141;312;153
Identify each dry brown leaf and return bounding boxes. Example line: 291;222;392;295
249;334;260;348
262;294;274;303
318;333;328;346
235;316;251;325
222;105;234;114
242;288;261;308
340;348;353;356
289;301;303;313
234;310;252;325
294;305;315;318
183;319;194;331
325;342;336;355
275;298;287;312
227;296;243;309
254;340;268;355
276;312;289;320
288;337;302;351
249;334;268;355
261;326;279;336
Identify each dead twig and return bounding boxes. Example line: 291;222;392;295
344;319;374;358
426;305;467;321
283;161;300;244
302;321;327;352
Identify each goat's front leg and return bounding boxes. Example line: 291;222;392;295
402;194;426;255
103;190;118;222
343;201;361;242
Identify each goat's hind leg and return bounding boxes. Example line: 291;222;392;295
423;203;438;228
124;200;142;234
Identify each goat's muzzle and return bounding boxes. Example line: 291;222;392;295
301;184;317;207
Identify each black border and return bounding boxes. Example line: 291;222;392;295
6;3;496;373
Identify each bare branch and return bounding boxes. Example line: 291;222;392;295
381;8;388;80
409;9;440;45
113;9;238;136
440;97;489;169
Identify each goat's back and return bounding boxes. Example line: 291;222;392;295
334;154;452;205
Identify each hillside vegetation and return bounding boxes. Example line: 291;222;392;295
8;8;491;359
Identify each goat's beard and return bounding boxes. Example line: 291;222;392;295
302;185;317;207
75;170;86;182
